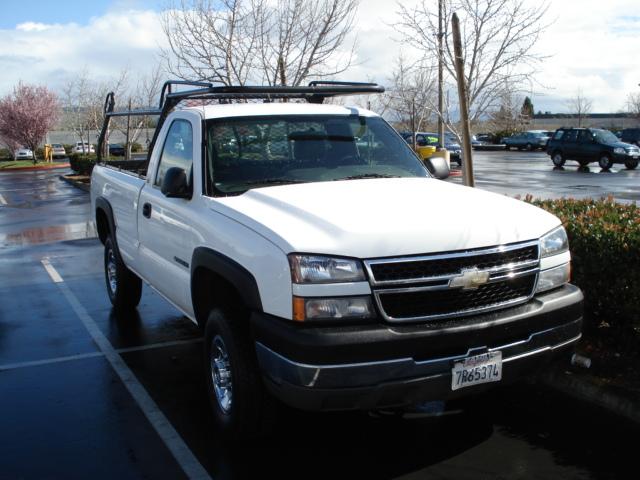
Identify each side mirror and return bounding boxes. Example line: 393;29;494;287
161;167;191;198
425;156;450;180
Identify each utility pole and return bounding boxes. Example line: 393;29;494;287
438;0;445;149
451;12;475;187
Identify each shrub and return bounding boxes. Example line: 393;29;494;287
131;142;143;153
525;195;640;332
69;153;97;175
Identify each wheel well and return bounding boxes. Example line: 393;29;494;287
552;150;562;157
96;208;110;244
192;267;247;329
599;152;612;158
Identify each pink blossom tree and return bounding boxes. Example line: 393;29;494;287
0;82;60;163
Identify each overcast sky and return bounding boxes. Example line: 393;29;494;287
1;0;639;114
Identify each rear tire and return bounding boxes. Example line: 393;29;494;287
551;151;565;167
104;236;142;310
625;159;638;170
204;308;275;440
525;143;533;151
598;154;613;170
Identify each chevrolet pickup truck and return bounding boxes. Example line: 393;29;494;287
91;81;583;439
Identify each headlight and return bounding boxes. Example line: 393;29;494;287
293;296;374;321
540;226;568;258
614;147;625;154
536;262;570;293
289;254;366;283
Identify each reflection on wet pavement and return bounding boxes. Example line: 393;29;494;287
0;221;97;247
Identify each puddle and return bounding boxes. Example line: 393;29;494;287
0;222;97;247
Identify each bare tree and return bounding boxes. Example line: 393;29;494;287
62;69;129;150
566;90;593;127
110;65;164;158
395;0;549;124
161;0;359;86
488;81;525;133
626;92;640;120
385;55;437;132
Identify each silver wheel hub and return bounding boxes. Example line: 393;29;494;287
210;335;233;413
107;249;117;294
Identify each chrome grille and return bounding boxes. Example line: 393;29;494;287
365;241;540;322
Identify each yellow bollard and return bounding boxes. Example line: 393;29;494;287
44;144;53;163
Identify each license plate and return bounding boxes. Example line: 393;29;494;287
451;351;502;391
633;156;639;160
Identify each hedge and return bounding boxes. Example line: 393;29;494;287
68;153;98;175
524;195;640;332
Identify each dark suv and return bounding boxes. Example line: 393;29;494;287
621;128;640;147
546;128;640;170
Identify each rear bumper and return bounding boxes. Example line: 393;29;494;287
252;284;583;411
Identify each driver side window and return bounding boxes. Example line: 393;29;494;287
155;120;194;187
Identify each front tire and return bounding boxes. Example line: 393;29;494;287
104;236;142;310
204;309;275;440
625;159;638;170
551;151;565;167
525;143;533;151
598;154;613;170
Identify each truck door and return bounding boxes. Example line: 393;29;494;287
137;118;197;314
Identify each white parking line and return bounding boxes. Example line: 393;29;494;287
41;258;64;283
0;352;104;371
41;260;212;480
0;193;7;205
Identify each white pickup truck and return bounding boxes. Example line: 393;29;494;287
91;81;583;439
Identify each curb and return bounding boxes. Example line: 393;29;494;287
0;163;70;172
539;369;640;424
59;175;90;192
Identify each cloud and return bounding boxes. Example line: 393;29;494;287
0;0;638;116
0;9;167;96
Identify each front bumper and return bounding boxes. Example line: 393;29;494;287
252;284;583;411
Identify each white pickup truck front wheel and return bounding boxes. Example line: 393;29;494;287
104;236;142;311
204;309;275;440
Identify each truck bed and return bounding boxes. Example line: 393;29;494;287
99;159;149;179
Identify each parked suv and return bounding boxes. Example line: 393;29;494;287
621;128;640;147
546;128;640;170
502;132;549;151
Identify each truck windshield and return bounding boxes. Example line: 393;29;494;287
206;115;429;194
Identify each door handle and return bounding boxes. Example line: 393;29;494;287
142;202;152;218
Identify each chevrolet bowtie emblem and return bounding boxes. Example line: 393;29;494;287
449;268;490;290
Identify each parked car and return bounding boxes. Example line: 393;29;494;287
91;80;582;439
51;144;66;158
14;148;33;160
546;127;640;169
108;144;126;156
401;132;462;166
73;142;95;154
398;131;438;166
502;132;550;151
620;128;640;147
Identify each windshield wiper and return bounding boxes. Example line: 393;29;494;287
336;173;401;180
242;178;306;186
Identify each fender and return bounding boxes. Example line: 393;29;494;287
95;197;123;263
191;247;263;313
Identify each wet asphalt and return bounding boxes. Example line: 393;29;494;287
0;156;639;479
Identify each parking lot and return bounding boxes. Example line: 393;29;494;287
1;154;639;479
